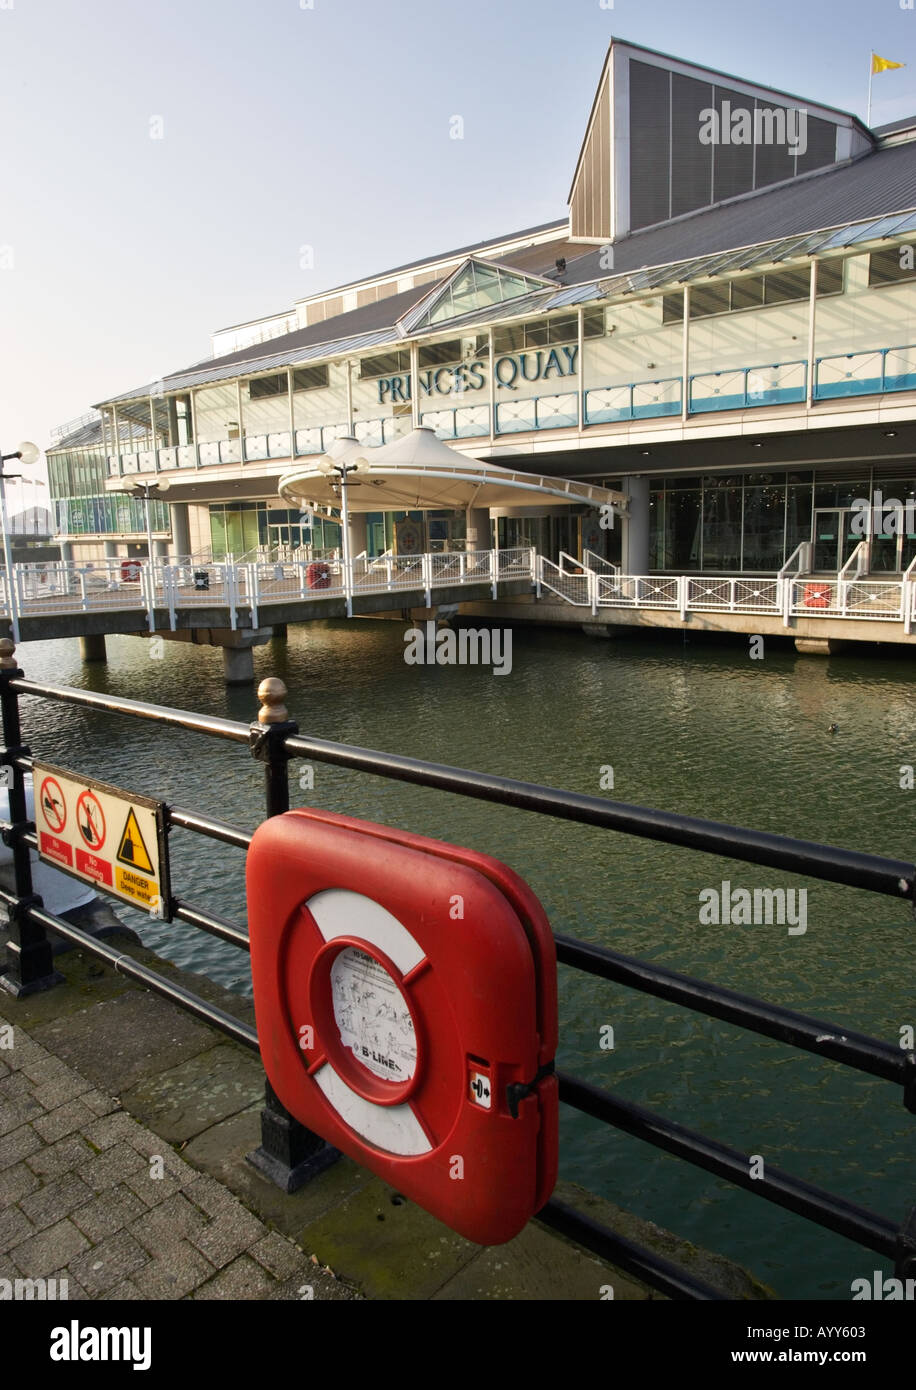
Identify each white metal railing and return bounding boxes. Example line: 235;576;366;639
536;556;590;607
3;551;914;637
685;576;782;615
582;549;619;578
839;540;869;581
778;541;813;578
596;575;681;610
788;576;907;621
531;562;914;631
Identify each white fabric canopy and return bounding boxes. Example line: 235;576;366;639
278;428;628;514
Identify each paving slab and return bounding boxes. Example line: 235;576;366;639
0;1004;358;1302
120;1043;265;1143
31;993;217;1093
180;1103;375;1236
299;1177;480;1300
432;1217;652;1300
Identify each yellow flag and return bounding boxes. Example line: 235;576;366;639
872;53;906;75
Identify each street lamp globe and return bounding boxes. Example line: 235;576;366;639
15;442;40;466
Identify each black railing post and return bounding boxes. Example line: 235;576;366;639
895;1205;916;1281
0;638;62;996
246;676;340;1192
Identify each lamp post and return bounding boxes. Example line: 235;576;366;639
0;441;40;643
119;476;171;563
316;455;364;617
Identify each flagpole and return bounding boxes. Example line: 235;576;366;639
868;52;873;128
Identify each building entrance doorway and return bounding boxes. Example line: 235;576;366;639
267;522;310;554
812;509;860;571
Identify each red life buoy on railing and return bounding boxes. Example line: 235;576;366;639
246;808;558;1245
306;561;330;590
803;582;831;609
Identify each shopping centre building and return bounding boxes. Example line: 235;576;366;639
48;38;916;586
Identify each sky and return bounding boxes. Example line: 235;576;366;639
0;0;913;509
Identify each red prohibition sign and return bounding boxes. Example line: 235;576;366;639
76;790;106;850
39;777;67;834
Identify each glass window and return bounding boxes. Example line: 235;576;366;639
547;316;577;344
292;365;329;392
730;276;764;310
691;283;732;317
785;482;813;558
816;260;844;296
741;484;786;570
664;487;702;569
701;484;742;570
359;350;410;380
763;267;811;304
493;324;525;353
248;374;287;399
418;341;462;368
662;294;684;323
868;246;916;286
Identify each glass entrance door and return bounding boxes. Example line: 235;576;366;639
812;509;860;571
268;523;309;555
870;506;903;573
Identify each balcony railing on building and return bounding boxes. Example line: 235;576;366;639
102;337;916;480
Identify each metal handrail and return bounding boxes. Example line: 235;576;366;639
839;539;869;580
1;672;914;1301
778;541;813;578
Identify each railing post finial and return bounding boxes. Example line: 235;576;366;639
0;637;17;669
257;676;288;725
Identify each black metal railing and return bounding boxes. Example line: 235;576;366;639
1;653;914;1302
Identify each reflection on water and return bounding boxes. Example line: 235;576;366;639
12;622;916;1299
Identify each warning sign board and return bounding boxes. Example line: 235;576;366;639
33;761;171;918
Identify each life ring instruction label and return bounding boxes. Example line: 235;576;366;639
332;947;417;1082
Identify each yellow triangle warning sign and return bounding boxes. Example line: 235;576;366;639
117;807;154;876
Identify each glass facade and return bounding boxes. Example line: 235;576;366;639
647;470;916;572
48;444;169;536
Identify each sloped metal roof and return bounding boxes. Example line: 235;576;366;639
95;139;916;411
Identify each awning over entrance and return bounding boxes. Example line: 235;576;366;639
277;427;628;514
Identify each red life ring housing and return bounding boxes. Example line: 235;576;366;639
246;807;558;1245
306;562;330;590
803;582;831;609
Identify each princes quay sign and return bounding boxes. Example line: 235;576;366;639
377;346;579;403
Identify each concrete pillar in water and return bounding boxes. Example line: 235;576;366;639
466;507;492;550
222;645;255;684
170;502;191;559
271;624;288;641
208;626;273;685
79;634;107;663
795;638;845;656
622;477;650;575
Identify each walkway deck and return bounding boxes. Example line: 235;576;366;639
3;550;914;647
